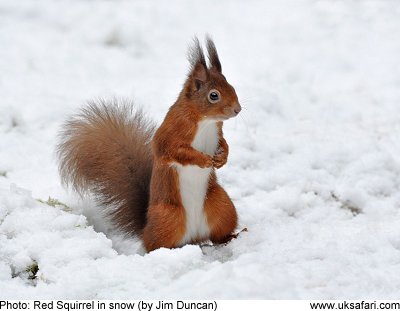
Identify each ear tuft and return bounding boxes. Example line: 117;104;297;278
187;36;208;90
188;37;207;74
205;35;222;73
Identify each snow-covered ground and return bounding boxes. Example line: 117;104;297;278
1;0;400;299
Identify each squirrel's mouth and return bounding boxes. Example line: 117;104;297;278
223;105;241;119
224;111;241;120
206;109;240;121
224;114;236;120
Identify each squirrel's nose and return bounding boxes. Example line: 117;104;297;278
233;104;241;115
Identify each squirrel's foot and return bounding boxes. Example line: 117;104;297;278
211;227;248;245
225;227;248;243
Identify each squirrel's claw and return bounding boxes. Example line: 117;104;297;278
212;153;228;169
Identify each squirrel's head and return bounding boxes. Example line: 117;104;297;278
182;36;241;120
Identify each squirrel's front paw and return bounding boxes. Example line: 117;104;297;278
199;156;213;168
212;152;228;169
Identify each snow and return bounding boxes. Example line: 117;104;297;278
1;0;400;299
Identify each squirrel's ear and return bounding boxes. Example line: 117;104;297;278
206;35;222;73
188;37;208;91
192;62;208;91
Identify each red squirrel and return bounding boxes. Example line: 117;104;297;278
57;37;242;252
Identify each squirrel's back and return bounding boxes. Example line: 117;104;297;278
57;99;155;235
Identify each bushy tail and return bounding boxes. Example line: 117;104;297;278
57;99;155;236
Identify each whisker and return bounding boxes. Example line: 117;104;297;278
239;96;257;103
236;110;251;134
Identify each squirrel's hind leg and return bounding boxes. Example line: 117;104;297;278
204;181;238;245
143;204;186;252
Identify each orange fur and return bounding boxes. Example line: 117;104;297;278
57;100;155;236
58;37;241;252
205;173;238;244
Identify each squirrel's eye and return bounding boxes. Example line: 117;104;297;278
208;90;221;103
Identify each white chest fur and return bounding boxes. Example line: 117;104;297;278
176;120;219;245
